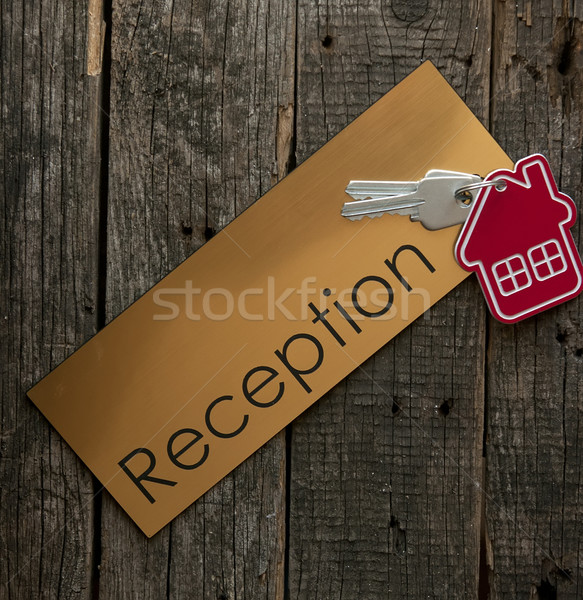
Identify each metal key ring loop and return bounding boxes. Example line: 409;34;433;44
455;179;507;198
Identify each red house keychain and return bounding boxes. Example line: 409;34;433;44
455;154;583;323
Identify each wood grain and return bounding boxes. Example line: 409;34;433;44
486;1;583;598
4;0;583;597
0;0;103;597
288;0;492;597
100;0;294;597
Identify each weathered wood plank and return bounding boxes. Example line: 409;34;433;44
289;1;492;597
486;1;583;598
100;0;294;597
0;0;103;597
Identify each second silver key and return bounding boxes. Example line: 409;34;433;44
341;172;481;230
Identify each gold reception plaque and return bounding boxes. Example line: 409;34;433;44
29;62;511;537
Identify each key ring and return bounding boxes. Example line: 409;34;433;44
455;179;507;204
455;179;507;206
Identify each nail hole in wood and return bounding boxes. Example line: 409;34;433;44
322;35;333;49
205;226;216;241
535;578;557;600
439;400;451;416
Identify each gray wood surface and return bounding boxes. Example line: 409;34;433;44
99;0;294;598
485;2;583;599
0;0;103;597
288;0;491;597
2;0;583;598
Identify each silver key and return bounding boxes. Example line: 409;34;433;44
342;170;482;230
344;169;463;200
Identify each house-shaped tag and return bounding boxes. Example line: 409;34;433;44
455;154;583;323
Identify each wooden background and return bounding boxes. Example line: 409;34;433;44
2;0;582;598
